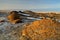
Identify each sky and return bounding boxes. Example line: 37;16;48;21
0;0;60;12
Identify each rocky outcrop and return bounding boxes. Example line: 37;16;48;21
7;11;22;24
23;10;34;13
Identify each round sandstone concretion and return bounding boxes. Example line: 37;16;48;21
21;19;60;40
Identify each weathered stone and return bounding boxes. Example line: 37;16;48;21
7;11;22;24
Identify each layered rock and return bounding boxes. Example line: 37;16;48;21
7;11;22;24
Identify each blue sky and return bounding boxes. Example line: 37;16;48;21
0;0;60;12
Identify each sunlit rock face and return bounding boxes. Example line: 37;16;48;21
21;19;60;40
7;11;22;24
